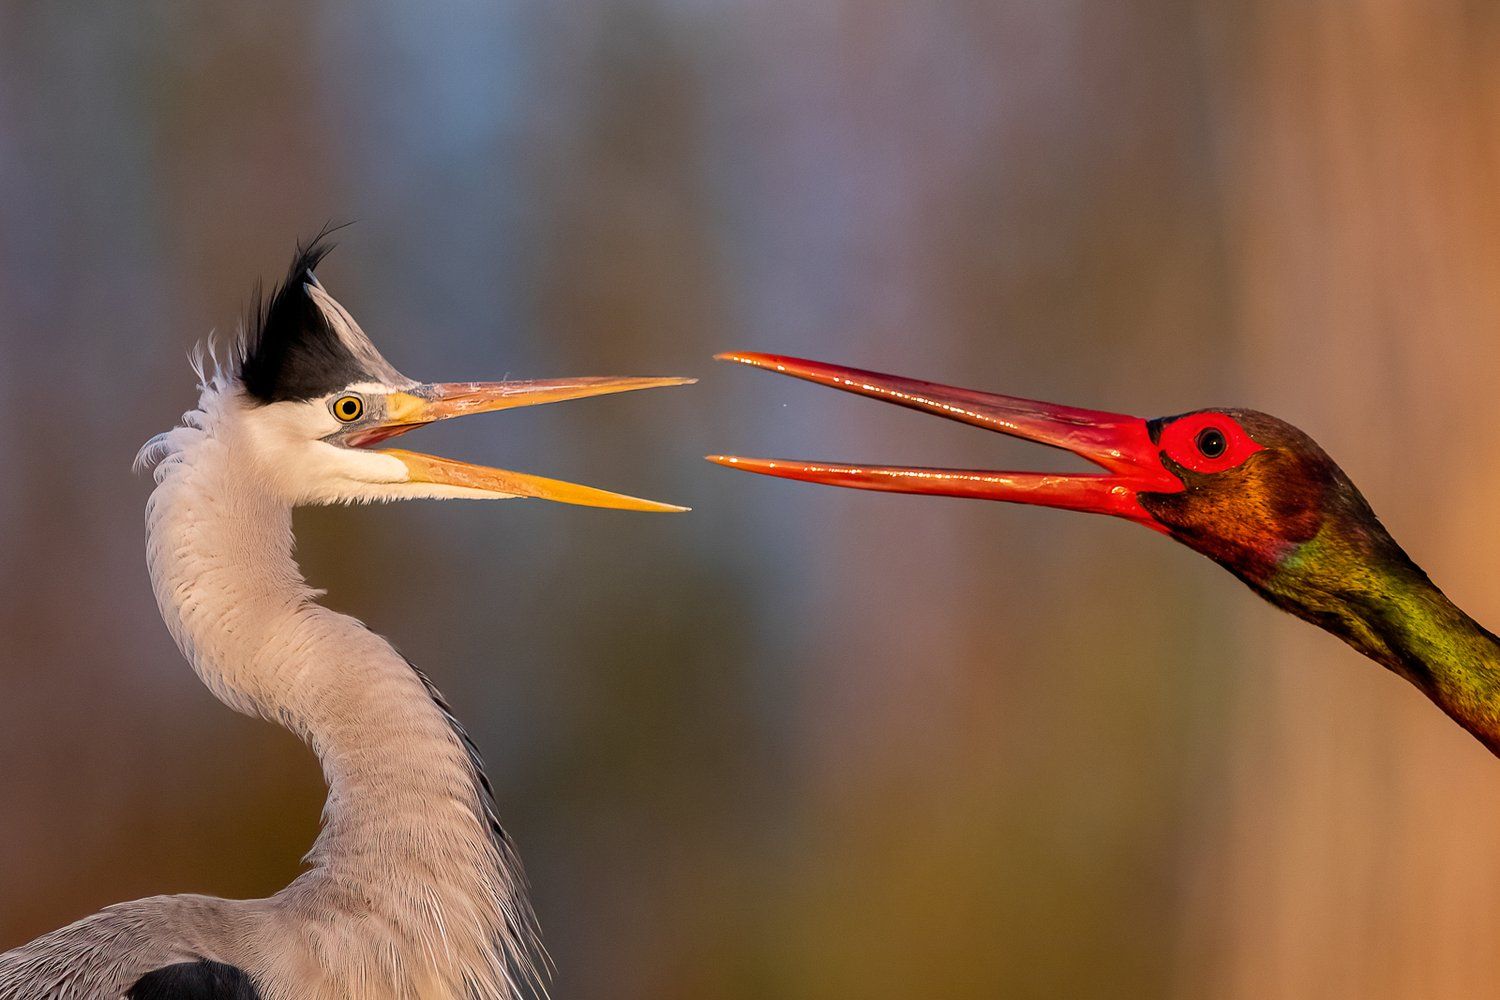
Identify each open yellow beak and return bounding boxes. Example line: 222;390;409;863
349;377;694;512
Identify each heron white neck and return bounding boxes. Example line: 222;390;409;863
142;415;540;997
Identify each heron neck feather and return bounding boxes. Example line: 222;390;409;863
141;412;541;998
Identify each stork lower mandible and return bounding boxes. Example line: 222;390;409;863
0;238;691;1000
710;352;1500;756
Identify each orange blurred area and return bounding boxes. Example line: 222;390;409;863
3;3;1500;998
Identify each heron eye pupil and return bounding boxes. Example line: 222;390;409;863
1196;427;1227;459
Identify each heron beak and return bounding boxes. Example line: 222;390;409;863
706;352;1182;530
351;377;694;512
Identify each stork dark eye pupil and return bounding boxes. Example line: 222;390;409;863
1196;427;1227;459
333;395;364;422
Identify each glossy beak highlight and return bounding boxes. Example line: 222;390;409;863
707;352;1180;529
354;377;693;512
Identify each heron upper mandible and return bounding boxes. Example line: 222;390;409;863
0;237;691;1000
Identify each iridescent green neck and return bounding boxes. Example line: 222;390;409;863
1264;527;1500;754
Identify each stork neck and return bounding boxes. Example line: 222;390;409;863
144;427;535;994
1359;567;1500;754
1270;534;1500;755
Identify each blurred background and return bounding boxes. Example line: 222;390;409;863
4;2;1500;997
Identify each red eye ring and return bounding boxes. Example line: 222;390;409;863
1160;412;1262;473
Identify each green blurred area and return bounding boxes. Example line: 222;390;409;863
4;3;1500;998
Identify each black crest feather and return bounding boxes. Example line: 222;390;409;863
238;232;380;403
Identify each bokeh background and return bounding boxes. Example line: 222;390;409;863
4;2;1500;998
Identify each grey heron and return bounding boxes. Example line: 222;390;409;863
0;238;691;999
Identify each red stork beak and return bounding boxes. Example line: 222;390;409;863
706;352;1183;532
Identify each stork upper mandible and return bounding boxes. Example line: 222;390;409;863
0;237;691;1000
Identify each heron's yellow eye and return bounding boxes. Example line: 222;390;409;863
332;394;364;422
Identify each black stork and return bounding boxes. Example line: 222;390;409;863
708;352;1500;756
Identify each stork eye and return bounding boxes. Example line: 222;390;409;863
332;394;365;422
1196;427;1227;459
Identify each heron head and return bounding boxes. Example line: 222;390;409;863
216;238;691;511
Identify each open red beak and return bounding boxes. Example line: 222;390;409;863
706;352;1183;532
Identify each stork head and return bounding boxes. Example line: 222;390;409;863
195;239;691;510
707;353;1413;610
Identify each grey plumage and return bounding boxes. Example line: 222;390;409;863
2;252;546;1000
1;242;687;999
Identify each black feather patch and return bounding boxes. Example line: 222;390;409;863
128;960;261;999
238;234;378;404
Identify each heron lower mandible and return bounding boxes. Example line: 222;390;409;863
0;238;690;999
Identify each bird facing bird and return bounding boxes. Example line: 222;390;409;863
709;352;1500;757
6;249;1498;998
0;239;690;1000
